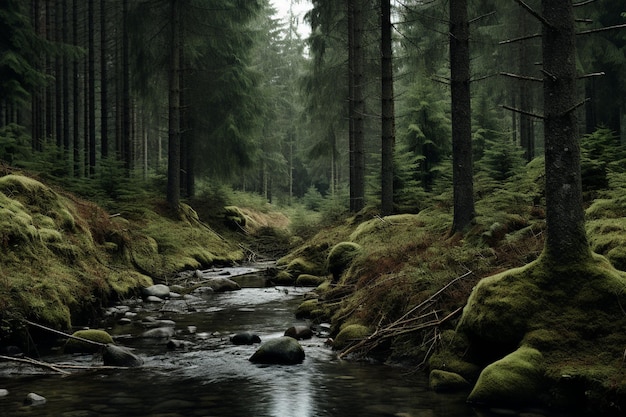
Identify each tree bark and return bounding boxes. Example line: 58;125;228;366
541;0;590;262
166;0;181;208
348;0;365;212
88;0;96;176
100;0;108;158
380;0;395;216
450;0;475;233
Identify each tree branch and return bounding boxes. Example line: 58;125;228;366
573;0;596;7
502;104;544;119
499;33;541;45
563;98;591;116
578;23;626;36
500;72;543;82
513;0;552;28
578;72;605;79
469;11;496;25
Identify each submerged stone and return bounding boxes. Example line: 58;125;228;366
249;336;305;365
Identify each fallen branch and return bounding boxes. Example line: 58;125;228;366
24;320;106;348
337;271;472;360
0;355;70;375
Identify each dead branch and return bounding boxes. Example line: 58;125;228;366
562;98;591;116
500;72;543;83
336;271;472;360
469;11;496;25
0;355;70;375
502;105;544;120
579;72;605;79
573;0;597;7
24;320;106;347
499;33;541;45
578;23;626;36
513;0;552;28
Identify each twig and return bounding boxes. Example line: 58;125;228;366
0;355;70;375
513;0;552;28
24;320;106;347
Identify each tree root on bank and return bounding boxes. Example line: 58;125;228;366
337;271;472;361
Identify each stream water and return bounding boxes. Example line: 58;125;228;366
0;265;585;417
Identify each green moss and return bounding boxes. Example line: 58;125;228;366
295;299;321;319
273;270;295;285
65;329;113;353
286;257;318;277
326;242;363;282
295;274;327;287
334;324;371;350
429;369;470;393
467;346;546;406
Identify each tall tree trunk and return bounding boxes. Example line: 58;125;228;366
450;0;475;234
166;0;181;208
88;0;96;176
122;0;132;171
541;0;590;262
348;0;365;212
518;6;535;161
100;0;108;158
62;0;70;154
54;0;62;148
380;0;395;216
72;0;80;176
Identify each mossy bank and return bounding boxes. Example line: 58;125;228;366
0;173;245;345
280;167;626;415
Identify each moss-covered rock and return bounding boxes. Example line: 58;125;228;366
64;329;113;354
326;242;363;282
295;274;327;287
467;346;545;406
249;336;305;365
450;254;626;412
429;369;470;393
333;324;371;351
295;299;320;319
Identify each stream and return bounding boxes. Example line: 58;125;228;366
0;264;585;417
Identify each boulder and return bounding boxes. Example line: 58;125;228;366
295;274;327;287
142;284;170;299
230;332;262;345
103;344;143;367
284;325;313;340
203;277;241;292
249;336;305;365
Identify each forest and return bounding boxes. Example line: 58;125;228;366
2;0;626;415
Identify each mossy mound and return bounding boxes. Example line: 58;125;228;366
333;324;371;351
429;369;470;393
467;346;546;406
64;329;114;354
295;274;327;287
444;254;626;413
326;242;364;282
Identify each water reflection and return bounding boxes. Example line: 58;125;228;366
0;280;586;417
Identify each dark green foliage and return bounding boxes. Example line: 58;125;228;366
0;0;49;105
477;135;526;181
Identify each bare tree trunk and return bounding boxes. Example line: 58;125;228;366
380;0;395;216
166;0;181;208
450;0;475;233
541;0;590;262
348;0;365;212
88;0;96;176
100;0;108;158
